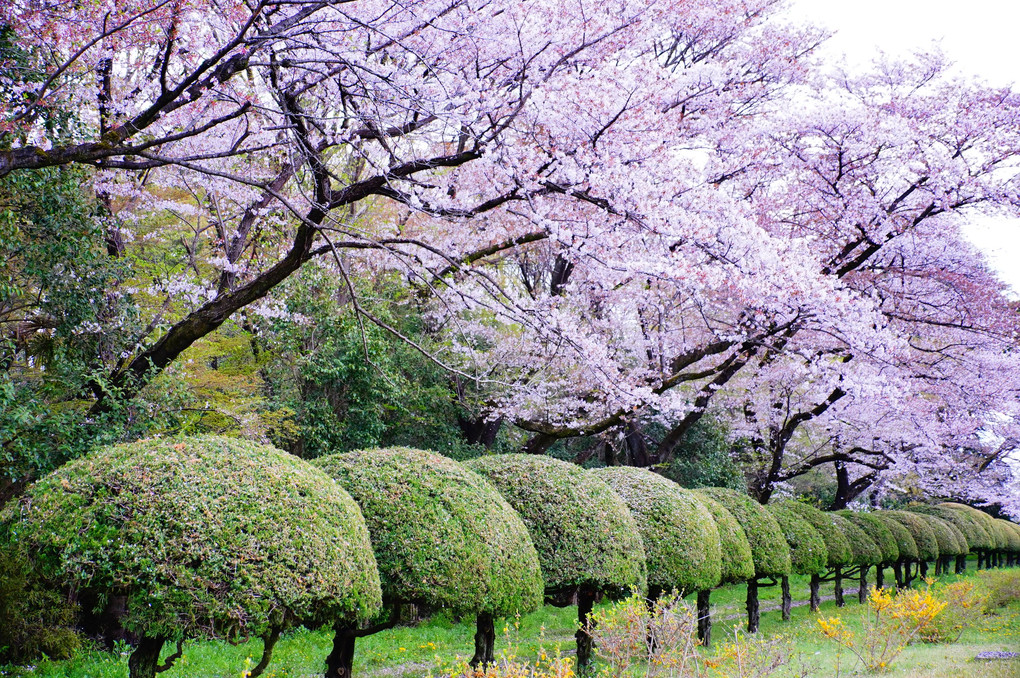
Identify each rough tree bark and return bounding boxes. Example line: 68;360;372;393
834;566;845;607
858;566;868;604
780;576;791;622
809;575;821;612
128;636;166;678
470;612;495;668
576;586;597;672
325;626;356;678
697;589;712;647
746;578;760;633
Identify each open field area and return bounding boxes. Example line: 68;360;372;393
4;569;1018;678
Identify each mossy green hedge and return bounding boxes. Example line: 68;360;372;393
838;512;899;564
592;468;721;593
871;513;919;561
0;436;383;641
939;503;998;550
992;519;1020;553
314;448;543;617
693;493;755;584
766;503;827;575
907;505;972;554
883;511;939;561
929;504;992;551
695;488;790;578
831;513;882;566
465;454;646;597
780;502;852;568
920;515;966;556
1000;521;1020;553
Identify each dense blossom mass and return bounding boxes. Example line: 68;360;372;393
1;0;1019;513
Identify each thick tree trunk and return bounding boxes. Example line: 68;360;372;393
903;561;914;588
780;576;791;621
696;589;712;647
875;564;884;589
128;636;166;678
858;566;868;604
956;554;966;574
977;551;985;570
576;586;597;672
919;559;928;579
809;575;821;612
458;416;504;448
325;626;356;678
834;566;845;607
746;578;760;633
470;613;495;668
893;561;903;588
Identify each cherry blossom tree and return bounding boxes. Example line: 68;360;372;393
3;0;1020;514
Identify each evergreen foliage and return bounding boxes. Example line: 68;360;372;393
692;493;755;584
883;510;940;561
0;436;382;641
694;488;791;578
871;513;920;561
779;501;853;568
837;512;899;564
830;513;882;566
466;454;647;597
766;502;827;575
592;467;722;593
314;448;544;617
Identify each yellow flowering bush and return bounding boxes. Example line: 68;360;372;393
920;580;988;643
704;630;794;678
817;586;947;672
588;591;701;678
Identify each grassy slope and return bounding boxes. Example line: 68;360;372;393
4;570;1018;678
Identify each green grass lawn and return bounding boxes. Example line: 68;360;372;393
4;569;1019;678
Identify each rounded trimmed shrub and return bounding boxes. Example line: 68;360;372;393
695;493;755;584
466;454;647;597
1001;521;1020;553
920;515;965;556
928;504;992;551
779;502;853;569
1;436;383;640
766;503;827;575
838;512;899;564
992;519;1020;553
884;511;939;561
907;505;971;553
871;513;919;561
314;448;543;617
592;467;722;594
695;488;791;578
831;513;883;566
939;503;998;549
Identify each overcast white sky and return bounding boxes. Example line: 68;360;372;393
783;0;1020;295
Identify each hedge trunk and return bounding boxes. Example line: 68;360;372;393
470;613;495;668
780;576;791;622
834;566;845;608
858;567;868;604
697;589;712;647
746;578;760;633
955;555;966;574
576;586;597;672
128;636;165;678
325;626;356;678
809;575;821;612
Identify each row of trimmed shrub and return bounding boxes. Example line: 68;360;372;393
2;437;1018;677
